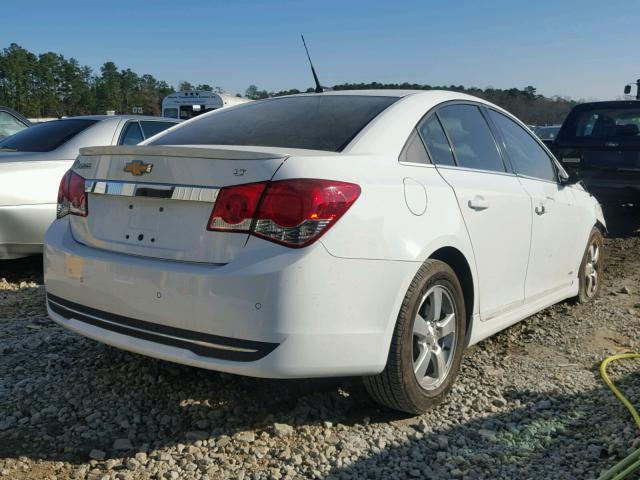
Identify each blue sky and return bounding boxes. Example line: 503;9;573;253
2;0;638;100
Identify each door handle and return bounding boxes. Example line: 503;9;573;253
468;196;490;211
535;203;546;215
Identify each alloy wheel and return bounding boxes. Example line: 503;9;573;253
412;285;457;390
585;241;600;297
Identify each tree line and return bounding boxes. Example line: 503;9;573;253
1;43;576;124
0;43;178;117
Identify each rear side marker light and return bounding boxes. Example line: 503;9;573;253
208;179;361;248
57;170;87;218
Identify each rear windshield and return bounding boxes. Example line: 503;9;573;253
150;95;399;152
558;105;640;143
0;119;98;152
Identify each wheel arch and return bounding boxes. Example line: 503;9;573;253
429;246;475;347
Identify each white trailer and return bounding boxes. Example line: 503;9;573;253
161;91;250;120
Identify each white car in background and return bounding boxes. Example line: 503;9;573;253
44;91;605;413
0;115;179;259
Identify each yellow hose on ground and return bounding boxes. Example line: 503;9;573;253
597;353;640;480
600;353;640;430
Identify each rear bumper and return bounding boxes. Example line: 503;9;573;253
0;204;55;259
44;218;415;378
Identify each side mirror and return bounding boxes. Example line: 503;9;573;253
559;168;582;185
624;85;632;95
558;168;570;184
555;160;580;185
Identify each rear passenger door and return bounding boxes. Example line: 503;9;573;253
418;104;532;320
487;109;581;300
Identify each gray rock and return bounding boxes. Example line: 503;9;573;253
216;436;231;448
134;452;148;464
89;449;106;461
478;429;497;441
436;435;449;450
112;438;133;451
273;423;294;437
185;431;209;441
235;431;255;443
491;397;507;408
537;399;552;410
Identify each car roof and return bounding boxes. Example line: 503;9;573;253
303;89;417;97
280;89;495;107
286;89;470;99
571;100;640;110
55;115;180;122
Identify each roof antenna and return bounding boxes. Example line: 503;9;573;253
301;35;323;93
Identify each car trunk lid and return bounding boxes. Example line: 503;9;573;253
69;145;287;264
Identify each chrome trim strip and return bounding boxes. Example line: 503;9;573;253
398;161;437;168
434;164;517;178
85;180;219;203
48;298;257;353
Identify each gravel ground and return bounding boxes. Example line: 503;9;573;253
1;235;639;480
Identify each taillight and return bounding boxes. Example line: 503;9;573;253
57;170;87;219
208;182;267;232
208;179;360;248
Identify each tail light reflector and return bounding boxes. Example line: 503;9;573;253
57;170;87;218
208;179;360;247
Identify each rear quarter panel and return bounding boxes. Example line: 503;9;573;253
273;154;479;319
274;155;474;260
0;159;71;206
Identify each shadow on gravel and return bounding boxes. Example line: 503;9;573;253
0;340;391;462
0;255;44;284
326;371;640;479
1;330;639;480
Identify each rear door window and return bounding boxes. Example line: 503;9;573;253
151;95;399;152
0;119;98;152
0;111;28;139
489;110;557;182
438;104;506;172
399;129;430;164
120;122;144;145
417;114;455;166
140;121;177;139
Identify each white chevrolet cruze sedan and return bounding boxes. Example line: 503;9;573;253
44;91;605;413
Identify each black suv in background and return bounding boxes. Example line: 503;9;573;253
550;101;640;212
545;100;640;234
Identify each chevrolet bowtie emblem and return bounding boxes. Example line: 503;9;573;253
124;160;153;176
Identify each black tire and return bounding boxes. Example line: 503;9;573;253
364;259;466;414
575;226;605;304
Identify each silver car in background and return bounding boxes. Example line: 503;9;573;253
0;115;180;259
0;106;31;140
